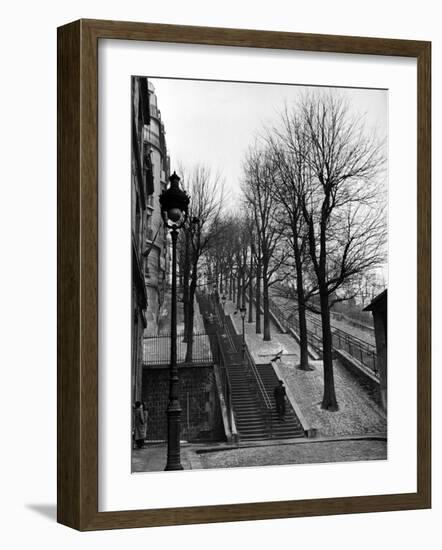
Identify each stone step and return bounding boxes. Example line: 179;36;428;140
237;429;268;436
236;418;265;424
235;415;265;422
238;434;270;440
231;397;256;403
236;425;267;431
236;423;267;430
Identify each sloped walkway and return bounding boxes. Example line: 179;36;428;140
278;359;386;438
225;299;300;365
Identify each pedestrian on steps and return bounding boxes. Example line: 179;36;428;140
274;380;287;421
133;401;146;449
142;401;149;445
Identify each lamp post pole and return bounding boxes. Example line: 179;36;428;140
165;226;182;470
159;172;189;471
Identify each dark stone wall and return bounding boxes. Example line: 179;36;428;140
141;364;225;442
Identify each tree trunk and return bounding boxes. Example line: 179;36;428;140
255;259;261;334
319;289;338;411
185;264;198;363
294;245;309;370
297;294;309;370
236;273;241;310
248;265;253;323
263;268;271;341
229;274;233;300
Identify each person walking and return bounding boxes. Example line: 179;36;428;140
133;401;146;449
274;380;287;421
142;401;149;446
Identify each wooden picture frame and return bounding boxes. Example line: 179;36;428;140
57;19;431;531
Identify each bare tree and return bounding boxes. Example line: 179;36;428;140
266;129;318;370
180;165;224;362
281;91;386;410
242;144;287;341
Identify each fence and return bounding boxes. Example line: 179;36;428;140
143;332;213;366
306;312;378;375
268;296;378;377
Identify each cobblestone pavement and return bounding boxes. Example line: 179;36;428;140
132;443;194;472
279;359;387;437
198;439;387;469
132;438;387;472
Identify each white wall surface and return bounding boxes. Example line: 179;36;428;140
0;0;440;548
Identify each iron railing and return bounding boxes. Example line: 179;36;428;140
267;295;378;377
213;333;235;435
142;332;213;365
243;345;274;436
306;313;378;375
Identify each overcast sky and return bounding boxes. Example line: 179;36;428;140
148;77;388;207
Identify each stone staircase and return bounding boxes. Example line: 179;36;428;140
255;363;305;439
223;317;304;441
226;359;270;441
198;292;305;442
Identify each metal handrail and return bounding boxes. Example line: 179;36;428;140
269;294;375;351
242;347;274;437
306;311;375;350
267;294;378;376
245;348;272;408
215;333;235;434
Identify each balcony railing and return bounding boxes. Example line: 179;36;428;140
143;332;213;366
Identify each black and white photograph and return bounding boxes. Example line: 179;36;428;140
131;76;388;473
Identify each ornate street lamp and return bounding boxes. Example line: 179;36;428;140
240;305;247;359
159;171;190;471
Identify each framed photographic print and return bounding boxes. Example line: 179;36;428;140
57;19;431;530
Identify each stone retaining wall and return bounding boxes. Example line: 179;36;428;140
141;364;225;442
